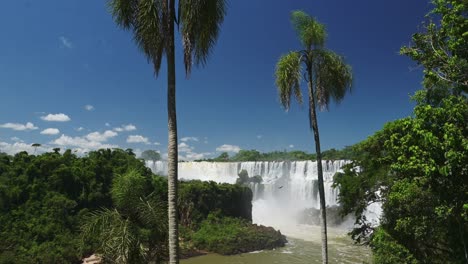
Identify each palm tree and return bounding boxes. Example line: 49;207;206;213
107;1;226;263
81;170;167;263
274;11;352;264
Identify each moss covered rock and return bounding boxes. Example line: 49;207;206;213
190;213;287;255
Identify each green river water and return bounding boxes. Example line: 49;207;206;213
182;225;372;264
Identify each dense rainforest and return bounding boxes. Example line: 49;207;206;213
192;147;357;162
333;1;467;263
0;149;285;263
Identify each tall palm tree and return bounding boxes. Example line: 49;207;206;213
107;1;226;263
275;10;352;264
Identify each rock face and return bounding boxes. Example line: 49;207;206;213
297;206;346;226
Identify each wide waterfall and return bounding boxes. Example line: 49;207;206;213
148;160;345;203
147;160;381;234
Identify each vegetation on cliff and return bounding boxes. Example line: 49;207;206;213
0;149;286;263
333;1;467;263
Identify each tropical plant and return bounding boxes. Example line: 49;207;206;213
274;10;353;264
81;169;167;263
107;1;227;262
400;0;467;97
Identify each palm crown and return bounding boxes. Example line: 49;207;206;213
275;10;352;114
108;0;227;76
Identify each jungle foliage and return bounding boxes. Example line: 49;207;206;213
334;1;467;263
0;149;283;263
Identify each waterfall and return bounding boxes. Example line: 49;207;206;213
147;160;380;231
148;160;346;207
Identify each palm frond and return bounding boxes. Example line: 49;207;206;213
275;51;303;111
180;0;227;76
108;0;166;76
81;208;145;264
112;169;147;212
107;0;139;29
313;49;353;110
291;10;326;49
138;198;167;229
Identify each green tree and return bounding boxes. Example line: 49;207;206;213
107;1;226;263
335;94;467;263
400;0;467;97
81;169;167;263
274;10;352;264
31;143;41;154
236;170;249;185
141;150;162;162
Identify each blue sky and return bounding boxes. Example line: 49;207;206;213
0;0;431;159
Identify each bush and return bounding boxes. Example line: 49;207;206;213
191;213;287;255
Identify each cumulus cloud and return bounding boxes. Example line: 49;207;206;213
127;135;149;144
52;134;118;155
40;113;71;122
181;152;212;161
216;144;241;153
84;105;94;111
114;124;137;132
105;123;111;127
41;128;60;135
289;144;294;148
181;137;198;142
86;130;118;142
154;142;161;146
178;142;193;153
59;36;73;49
76;127;85;131
0;141;51;155
10;137;23;142
0;122;38;131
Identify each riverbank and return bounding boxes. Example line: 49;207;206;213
182;231;372;264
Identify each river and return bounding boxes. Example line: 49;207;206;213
182;200;372;264
182;225;371;264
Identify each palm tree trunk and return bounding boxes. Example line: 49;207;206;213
307;67;328;264
167;0;179;263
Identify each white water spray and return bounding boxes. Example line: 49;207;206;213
147;160;381;236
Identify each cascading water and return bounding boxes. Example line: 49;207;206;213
148;160;344;204
147;160;381;235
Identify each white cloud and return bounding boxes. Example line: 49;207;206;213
182;152;212;161
181;137;199;142
257;135;263;139
59;36;73;49
127;135;150;144
123;124;136;131
114;124;136;132
76;127;85;131
105;123;111;127
10;137;23;142
84;105;94;111
0;122;38;131
216;144;241;153
289;144;295;148
0;141;51;155
154;142;161;146
86;130;118;142
41;128;60;135
41;113;71;122
178;142;193;153
52;134;118;155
